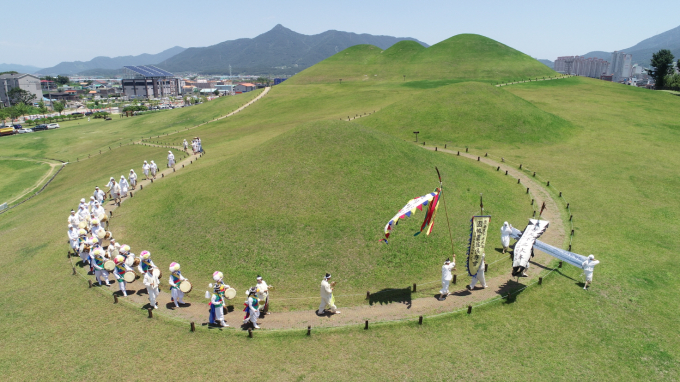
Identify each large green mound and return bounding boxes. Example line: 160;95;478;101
361;81;577;146
115;121;531;303
288;34;555;84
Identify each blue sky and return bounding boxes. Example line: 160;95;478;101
3;0;679;67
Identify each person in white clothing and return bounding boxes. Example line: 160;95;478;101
106;177;115;195
183;139;188;151
119;175;129;197
93;202;105;220
581;254;600;290
78;198;87;211
439;258;456;298
256;275;271;314
208;284;228;327
501;221;513;254
150;160;158;179
128;169;137;190
168;262;187;308
318;273;340;315
112;255;133;296
167;151;175;168
142;161;150;180
244;286;261;328
106;239;120;260
68;210;80;227
90;220;103;245
94;187;106;203
68;224;79;253
143;267;160;309
92;248;110;286
467;253;487;290
110;180;121;204
88;196;97;212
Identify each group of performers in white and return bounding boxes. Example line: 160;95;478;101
185;137;202;154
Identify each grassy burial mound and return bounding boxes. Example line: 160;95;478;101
361;81;577;147
0;159;53;204
288;34;556;85
113;121;532;307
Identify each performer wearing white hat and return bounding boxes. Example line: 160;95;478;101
90;219;103;245
94;187;106;204
88;196;97;212
119;244;135;265
143;266;160;308
501;222;513;254
244;286;260;328
68;209;80;227
106;239;120;259
150;160;158;179
581;255;600;290
113;255;133;296
128;169;137;190
92;248;110;286
256;275;271;314
439;258;456;298
168;262;187;308
317;273;340;315
467;253;487;290
68;224;79;253
110;180;121;204
77;205;89;221
77;228;90;265
106;177;115;194
119;175;129;198
209;284;228;327
183;139;188;151
167;151;175;168
78;198;87;211
137;251;156;273
142;161;150;180
93;202;105;220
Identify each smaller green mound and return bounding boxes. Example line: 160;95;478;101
362;81;577;146
0;160;51;204
287;34;555;85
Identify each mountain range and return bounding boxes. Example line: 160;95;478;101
36;46;186;76
0;63;43;73
156;25;429;75
582;24;680;66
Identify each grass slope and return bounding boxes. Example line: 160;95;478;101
113;121;531;308
362;81;577;146
288;34;556;84
0;160;51;204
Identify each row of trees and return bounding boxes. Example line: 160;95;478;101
649;49;680;89
0;100;65;125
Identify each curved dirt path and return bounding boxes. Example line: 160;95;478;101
74;144;568;330
2;157;62;205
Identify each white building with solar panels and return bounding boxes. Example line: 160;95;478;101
122;65;182;99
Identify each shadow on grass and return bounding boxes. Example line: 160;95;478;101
368;287;412;309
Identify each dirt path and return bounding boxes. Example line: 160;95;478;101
74;144;567;331
2;157;62;205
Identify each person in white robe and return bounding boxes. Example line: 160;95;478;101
208;284;228;327
93;203;106;221
77;229;89;264
439;258;456;298
501;221;513;254
128;169;137;190
68;210;80;227
244;287;261;328
318;273;340;315
94;187;106;203
256;276;271;314
92;249;110;286
197;137;202;153
110;180;121;204
142;161;150;180
77;205;89;221
119;175;129;197
168;262;187;308
167;151;175;168
88;196;97;212
90;220;103;244
106;239;120;260
467;253;487;290
183;139;188;151
106;177;115;197
191;139;198;154
143;267;160;309
581;255;600;290
150;160;158;179
78;198;87;212
68;224;79;253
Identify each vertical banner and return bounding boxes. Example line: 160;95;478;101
513;219;550;269
466;216;491;277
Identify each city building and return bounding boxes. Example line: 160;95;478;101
273;78;287;85
608;51;633;82
554;56;610;78
0;73;42;106
234;83;256;93
122;65;182;99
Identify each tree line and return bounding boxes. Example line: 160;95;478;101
649;49;680;90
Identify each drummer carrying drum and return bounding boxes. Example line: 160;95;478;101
113;255;133;296
168;262;189;308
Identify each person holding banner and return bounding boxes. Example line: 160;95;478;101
501;222;513;254
318;273;340;315
581;255;600;290
467;253;487;290
439;258;456;298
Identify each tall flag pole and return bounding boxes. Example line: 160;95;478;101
480;193;484;215
539;201;547;219
436;167;456;258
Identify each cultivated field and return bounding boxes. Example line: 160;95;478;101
1;35;678;380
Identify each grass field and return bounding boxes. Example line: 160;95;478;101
1;40;679;380
0;159;52;204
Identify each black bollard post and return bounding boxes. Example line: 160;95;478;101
191;322;196;332
366;291;371;300
72;267;76;275
547;181;550;187
566;203;570;209
559;192;562;197
148;308;153;318
505;170;508;175
114;295;118;304
307;326;311;336
485;263;488;272
419;316;423;325
130;192;133;197
539;277;543;285
140;185;143;190
453;274;457;285
477;157;480;161
517;179;521;184
364;320;369;330
248;328;253;338
526;187;529;194
467;305;472;314
88;280;92;288
559;261;563;268
497;166;500;171
413;283;417;293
